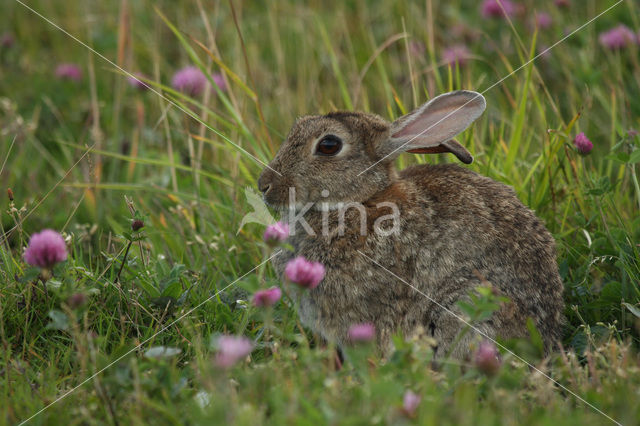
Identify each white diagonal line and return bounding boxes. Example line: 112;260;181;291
357;0;624;176
357;250;621;425
0;135;17;176
18;250;282;425
13;0;281;176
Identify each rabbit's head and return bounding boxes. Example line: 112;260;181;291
258;90;486;210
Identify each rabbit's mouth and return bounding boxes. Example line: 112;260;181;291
261;188;302;212
263;196;309;212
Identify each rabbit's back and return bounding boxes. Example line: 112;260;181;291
399;164;564;350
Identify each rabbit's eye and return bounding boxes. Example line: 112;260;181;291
315;135;343;156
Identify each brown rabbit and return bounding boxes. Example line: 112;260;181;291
258;91;564;359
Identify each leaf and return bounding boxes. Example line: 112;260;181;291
169;263;186;279
161;281;183;299
570;331;588;356
45;310;69;331
144;346;182;359
629;150;640;164
605;152;629;164
475;286;493;297
156;263;186;293
598;281;621;304
586;177;612;196
158;276;179;293
456;300;475;318
622;302;640;318
137;279;160;298
19;267;41;284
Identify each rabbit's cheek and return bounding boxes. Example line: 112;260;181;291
306;187;330;204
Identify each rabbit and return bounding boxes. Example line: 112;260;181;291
257;90;564;359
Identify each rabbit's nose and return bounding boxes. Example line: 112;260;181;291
258;172;273;195
259;182;271;195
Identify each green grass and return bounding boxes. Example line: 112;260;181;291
1;0;640;424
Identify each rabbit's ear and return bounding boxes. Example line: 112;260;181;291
384;91;485;164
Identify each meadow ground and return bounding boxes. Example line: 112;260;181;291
1;0;640;424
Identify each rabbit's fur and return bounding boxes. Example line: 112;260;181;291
258;91;564;358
